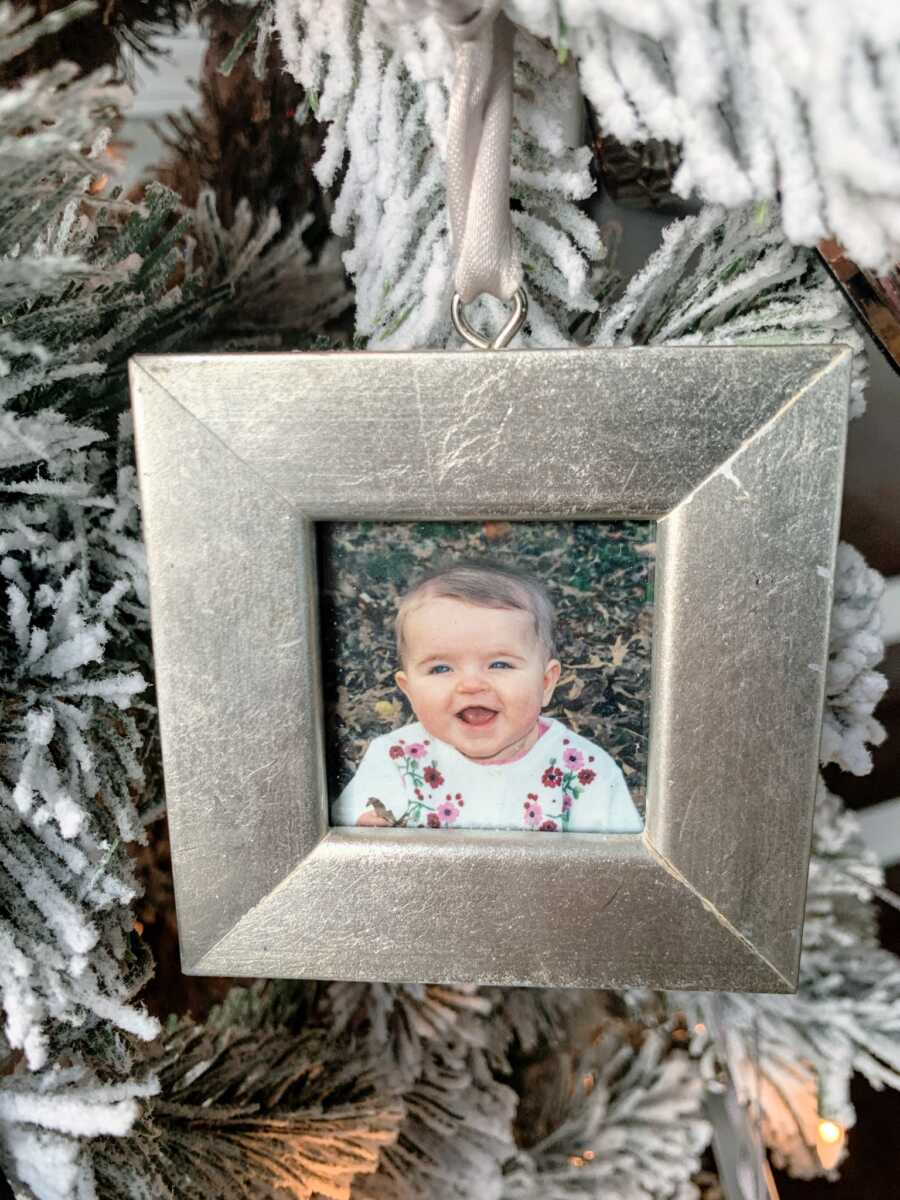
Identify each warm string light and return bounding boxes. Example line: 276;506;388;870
815;1117;846;1170
567;1150;597;1168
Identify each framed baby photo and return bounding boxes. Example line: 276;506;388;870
130;344;850;992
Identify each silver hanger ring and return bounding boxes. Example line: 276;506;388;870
451;287;528;351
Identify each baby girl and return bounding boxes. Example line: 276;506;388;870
330;561;642;833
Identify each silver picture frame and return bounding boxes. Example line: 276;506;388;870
130;344;850;992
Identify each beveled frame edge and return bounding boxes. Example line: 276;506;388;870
646;347;850;985
129;345;851;993
189;829;790;992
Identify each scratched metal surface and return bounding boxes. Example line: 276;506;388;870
132;346;830;518
646;356;850;982
129;344;849;990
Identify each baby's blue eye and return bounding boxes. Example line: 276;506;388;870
490;660;513;669
428;664;451;675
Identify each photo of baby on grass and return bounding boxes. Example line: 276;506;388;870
320;520;653;834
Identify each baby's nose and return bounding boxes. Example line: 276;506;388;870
456;670;491;692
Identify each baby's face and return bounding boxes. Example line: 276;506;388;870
395;596;561;764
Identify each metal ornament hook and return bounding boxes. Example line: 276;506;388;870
451;287;528;350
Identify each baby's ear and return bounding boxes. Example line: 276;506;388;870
542;658;562;704
395;670;410;699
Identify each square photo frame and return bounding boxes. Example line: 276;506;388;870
130;344;850;992
317;517;655;833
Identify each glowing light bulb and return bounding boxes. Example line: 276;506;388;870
815;1118;845;1169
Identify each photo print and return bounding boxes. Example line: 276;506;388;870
319;519;654;834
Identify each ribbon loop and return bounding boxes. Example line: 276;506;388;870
441;4;522;307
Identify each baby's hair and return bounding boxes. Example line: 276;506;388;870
394;559;556;664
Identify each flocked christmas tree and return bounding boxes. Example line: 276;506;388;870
1;1;898;1197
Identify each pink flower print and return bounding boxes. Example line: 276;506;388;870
427;813;441;828
406;743;427;759
423;764;444;788
578;768;596;786
437;800;460;825
389;744;404;759
524;797;544;827
539;819;558;832
542;766;563;788
562;747;584;771
562;794;573;812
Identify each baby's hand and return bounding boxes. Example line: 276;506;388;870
357;810;392;827
357;797;395;827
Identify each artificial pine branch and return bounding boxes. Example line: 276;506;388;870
0;6;351;1193
327;983;499;1085
324;983;599;1090
503;0;900;271
184;190;351;348
675;548;894;1178
0;0;187;86
594;203;869;417
492;987;596;1061
155;2;331;252
94;984;405;1200
592;200;894;1176
589;127;683;212
502;1024;710;1199
270;0;605;347
356;1037;517;1200
0;3;193;1177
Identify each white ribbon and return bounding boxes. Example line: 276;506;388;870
441;2;522;303
368;1;523;306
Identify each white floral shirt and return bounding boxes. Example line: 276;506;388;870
331;717;642;833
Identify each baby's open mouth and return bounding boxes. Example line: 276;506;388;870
456;706;498;727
